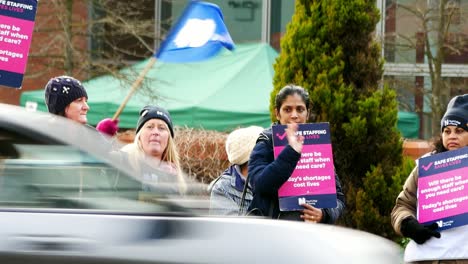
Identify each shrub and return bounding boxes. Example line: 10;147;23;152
272;0;408;241
175;127;229;184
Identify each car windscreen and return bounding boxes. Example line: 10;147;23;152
0;127;195;215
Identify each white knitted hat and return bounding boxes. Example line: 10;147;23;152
225;126;263;165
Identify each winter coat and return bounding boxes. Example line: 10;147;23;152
247;127;345;223
391;152;468;262
209;165;252;215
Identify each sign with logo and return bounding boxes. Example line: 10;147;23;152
0;0;38;88
273;123;337;211
417;146;468;231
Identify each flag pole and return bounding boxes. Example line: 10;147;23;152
112;57;157;120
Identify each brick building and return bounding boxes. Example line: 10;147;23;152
0;1;88;105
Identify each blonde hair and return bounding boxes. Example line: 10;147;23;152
121;125;187;194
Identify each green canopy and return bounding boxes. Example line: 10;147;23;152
397;111;420;139
20;43;278;132
20;42;421;138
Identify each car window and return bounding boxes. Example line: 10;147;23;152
0;128;172;213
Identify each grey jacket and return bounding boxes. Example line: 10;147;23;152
209;165;252;216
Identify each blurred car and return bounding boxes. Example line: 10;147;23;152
0;103;402;263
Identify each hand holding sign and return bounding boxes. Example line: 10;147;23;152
300;203;324;223
286;123;304;153
273;122;338;211
401;217;441;244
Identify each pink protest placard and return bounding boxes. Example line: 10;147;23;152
0;0;38;88
417;146;468;231
273;123;337;211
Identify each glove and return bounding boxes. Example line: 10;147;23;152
400;217;441;244
96;118;119;137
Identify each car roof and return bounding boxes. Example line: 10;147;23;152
0;103;207;201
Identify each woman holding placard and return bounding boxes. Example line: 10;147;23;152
391;94;468;263
247;84;345;223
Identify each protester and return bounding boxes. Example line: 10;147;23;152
121;105;186;193
44;75;90;124
209;126;263;215
247;84;345;223
44;75;119;135
391;94;468;263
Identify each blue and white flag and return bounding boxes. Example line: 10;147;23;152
155;1;235;63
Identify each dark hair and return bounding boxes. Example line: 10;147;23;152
274;84;310;112
56;110;66;117
430;136;447;154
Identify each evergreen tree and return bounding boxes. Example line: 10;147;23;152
272;0;408;241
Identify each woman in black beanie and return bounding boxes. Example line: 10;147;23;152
44;76;90;124
44;75;119;135
391;94;468;263
121;105;186;194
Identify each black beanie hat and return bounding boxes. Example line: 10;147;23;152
440;94;468;132
136;105;174;138
44;76;88;114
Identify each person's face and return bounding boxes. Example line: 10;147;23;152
140;119;170;159
64;97;89;124
442;126;468;151
275;94;309;125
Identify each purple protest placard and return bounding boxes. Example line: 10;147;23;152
417;146;468;231
273;122;337;211
0;0;38;88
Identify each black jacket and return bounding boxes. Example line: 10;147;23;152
247;127;345;223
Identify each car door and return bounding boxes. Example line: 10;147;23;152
0;125;185;264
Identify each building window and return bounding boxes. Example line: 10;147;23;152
269;1;295;51
382;0;468;139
